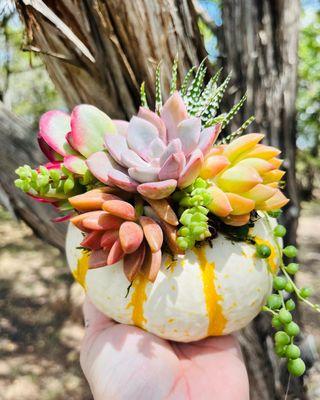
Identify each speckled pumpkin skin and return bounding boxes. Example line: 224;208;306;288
66;215;281;342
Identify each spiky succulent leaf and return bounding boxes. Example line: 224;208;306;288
202;73;232;126
170;56;179;95
140;82;148;108
222;116;255;144
196;68;222;116
222;93;247;129
180;66;196;96
155;63;162;113
183;59;207;115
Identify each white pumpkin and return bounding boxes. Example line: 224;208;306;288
66;214;281;342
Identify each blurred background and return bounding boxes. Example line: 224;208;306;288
0;0;319;399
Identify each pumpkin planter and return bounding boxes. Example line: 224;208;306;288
66;214;281;342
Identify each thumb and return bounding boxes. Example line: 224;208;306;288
83;296;115;334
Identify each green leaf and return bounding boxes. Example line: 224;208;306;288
184;58;207;115
140;81;148;108
221;92;247;129
170;56;179;95
222;116;255;144
203;73;232;126
155;63;162;113
180;66;196;96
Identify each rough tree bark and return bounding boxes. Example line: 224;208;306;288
0;102;66;250
12;1;303;399
18;0;209;118
218;1;305;399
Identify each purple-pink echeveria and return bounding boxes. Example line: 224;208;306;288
87;92;221;199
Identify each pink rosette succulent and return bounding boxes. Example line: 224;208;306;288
86;92;221;199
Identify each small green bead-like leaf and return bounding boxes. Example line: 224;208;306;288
64;177;75;193
14;179;23;189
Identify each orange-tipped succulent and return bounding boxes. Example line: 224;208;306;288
69;189;178;282
200;133;289;226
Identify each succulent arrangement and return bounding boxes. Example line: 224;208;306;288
15;59;319;377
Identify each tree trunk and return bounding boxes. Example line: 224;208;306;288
17;0;208;118
0;102;66;250
218;1;305;399
13;1;303;399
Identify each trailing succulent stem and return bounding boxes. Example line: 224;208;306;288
259;211;320;377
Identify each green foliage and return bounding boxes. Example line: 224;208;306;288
172;178;212;251
140;82;148;108
296;11;320;196
0;12;63;130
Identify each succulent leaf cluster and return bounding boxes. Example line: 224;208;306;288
69;188;178;282
14;60;289;265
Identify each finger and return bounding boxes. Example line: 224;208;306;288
83;296;115;333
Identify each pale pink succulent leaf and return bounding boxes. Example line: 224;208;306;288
108;170;138;192
137;179;177;200
121;149;150;169
160;91;188;142
138;106;167;143
86;151;117;184
148;137;166;159
63;155;88;175
198;123;222;156
158;151;185;180
159;138;182;166
70;105;116;157
128;166;160;183
104;134;128;166
113;120;129;136
177;117;201;156
178;149;204;188
127;116;159;160
39;110;75;156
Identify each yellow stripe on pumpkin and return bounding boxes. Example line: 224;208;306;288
194;247;227;336
72;251;90;289
127;273;148;328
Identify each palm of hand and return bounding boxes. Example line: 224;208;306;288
80;300;249;400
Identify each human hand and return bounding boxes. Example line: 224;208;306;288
80;298;249;400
